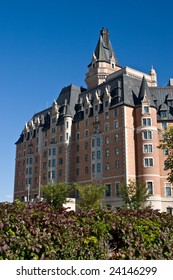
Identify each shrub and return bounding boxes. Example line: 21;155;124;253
0;201;173;259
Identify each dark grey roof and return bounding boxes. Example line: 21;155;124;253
56;84;86;117
150;87;173;121
93;28;119;65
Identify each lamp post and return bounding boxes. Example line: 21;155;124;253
27;184;30;202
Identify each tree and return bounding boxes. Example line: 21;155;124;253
41;182;71;208
74;183;106;211
158;126;173;183
120;180;150;210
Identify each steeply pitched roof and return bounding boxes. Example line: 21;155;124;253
93;28;119;65
137;76;156;107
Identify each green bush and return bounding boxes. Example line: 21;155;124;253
0;201;173;259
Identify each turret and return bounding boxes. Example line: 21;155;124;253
85;28;121;89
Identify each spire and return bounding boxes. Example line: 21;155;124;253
149;66;157;87
138;76;156;107
85;28;121;89
93;28;119;65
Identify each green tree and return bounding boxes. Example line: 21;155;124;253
41;182;71;208
74;183;106;210
120;180;150;210
158;126;173;183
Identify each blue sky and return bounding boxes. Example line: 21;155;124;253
0;0;172;202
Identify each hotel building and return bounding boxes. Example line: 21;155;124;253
14;28;173;213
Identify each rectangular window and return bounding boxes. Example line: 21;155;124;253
144;157;154;167
104;111;109;119
115;160;120;168
76;133;80;140
97;163;101;172
143;131;152;140
85;166;88;174
115;182;120;196
142;118;151;126
85;119;89;126
105;100;109;108
164;148;168;156
76;168;79;176
92;164;95;173
85;130;89;138
92;152;95;160
106;163;110;170
143;106;149;114
115;147;119;155
92;139;95;147
160;111;166;118
114;120;118;129
97;150;101;159
143;144;153;153
52;170;56;179
85;154;88;162
97;137;101;147
104;123;109;132
165;184;171;196
146;181;153;195
105;184;111;197
52;147;56;156
52;159;56;167
162;122;167;130
114;134;118;142
105;149;109;157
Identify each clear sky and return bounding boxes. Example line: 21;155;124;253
0;0;172;202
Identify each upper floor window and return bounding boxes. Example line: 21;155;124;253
104;123;109;132
97;163;101;173
105;137;109;145
76;133;80;141
143;105;150;114
104;111;109;119
142;131;152;140
161;122;167;130
144;157;154;167
143;144;153;153
105;100;109;108
160;111;167;118
97;137;101;147
114;120;119;130
142;118;151;126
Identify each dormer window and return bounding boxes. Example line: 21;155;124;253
160;111;166;118
95;104;98;112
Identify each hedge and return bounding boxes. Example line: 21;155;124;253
0;201;173;259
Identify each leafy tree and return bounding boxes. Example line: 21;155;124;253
158;126;173;183
74;183;106;210
120;180;150;210
41;182;71;208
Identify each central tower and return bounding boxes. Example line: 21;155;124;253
85;28;121;89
